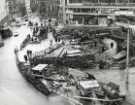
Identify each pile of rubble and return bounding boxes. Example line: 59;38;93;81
18;62;125;105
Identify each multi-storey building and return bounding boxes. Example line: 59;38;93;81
0;0;8;25
30;0;59;19
6;0;20;20
58;0;135;25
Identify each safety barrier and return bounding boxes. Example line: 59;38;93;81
55;91;124;105
74;96;123;102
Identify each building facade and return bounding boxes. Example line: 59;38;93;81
58;0;135;25
0;0;8;25
6;0;21;20
30;0;59;19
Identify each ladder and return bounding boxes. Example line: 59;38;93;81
25;0;32;20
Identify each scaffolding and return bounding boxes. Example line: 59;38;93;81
59;0;135;25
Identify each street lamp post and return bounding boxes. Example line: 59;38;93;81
126;24;130;99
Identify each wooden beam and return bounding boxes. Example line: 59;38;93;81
66;5;135;9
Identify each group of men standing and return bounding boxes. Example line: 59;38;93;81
23;18;57;63
28;18;57;42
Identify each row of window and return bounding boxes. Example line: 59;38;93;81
69;0;135;3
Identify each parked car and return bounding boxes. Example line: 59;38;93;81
31;64;48;79
13;32;19;37
68;69;104;97
0;27;12;39
102;82;124;105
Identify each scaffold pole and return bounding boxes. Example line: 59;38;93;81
126;23;130;99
